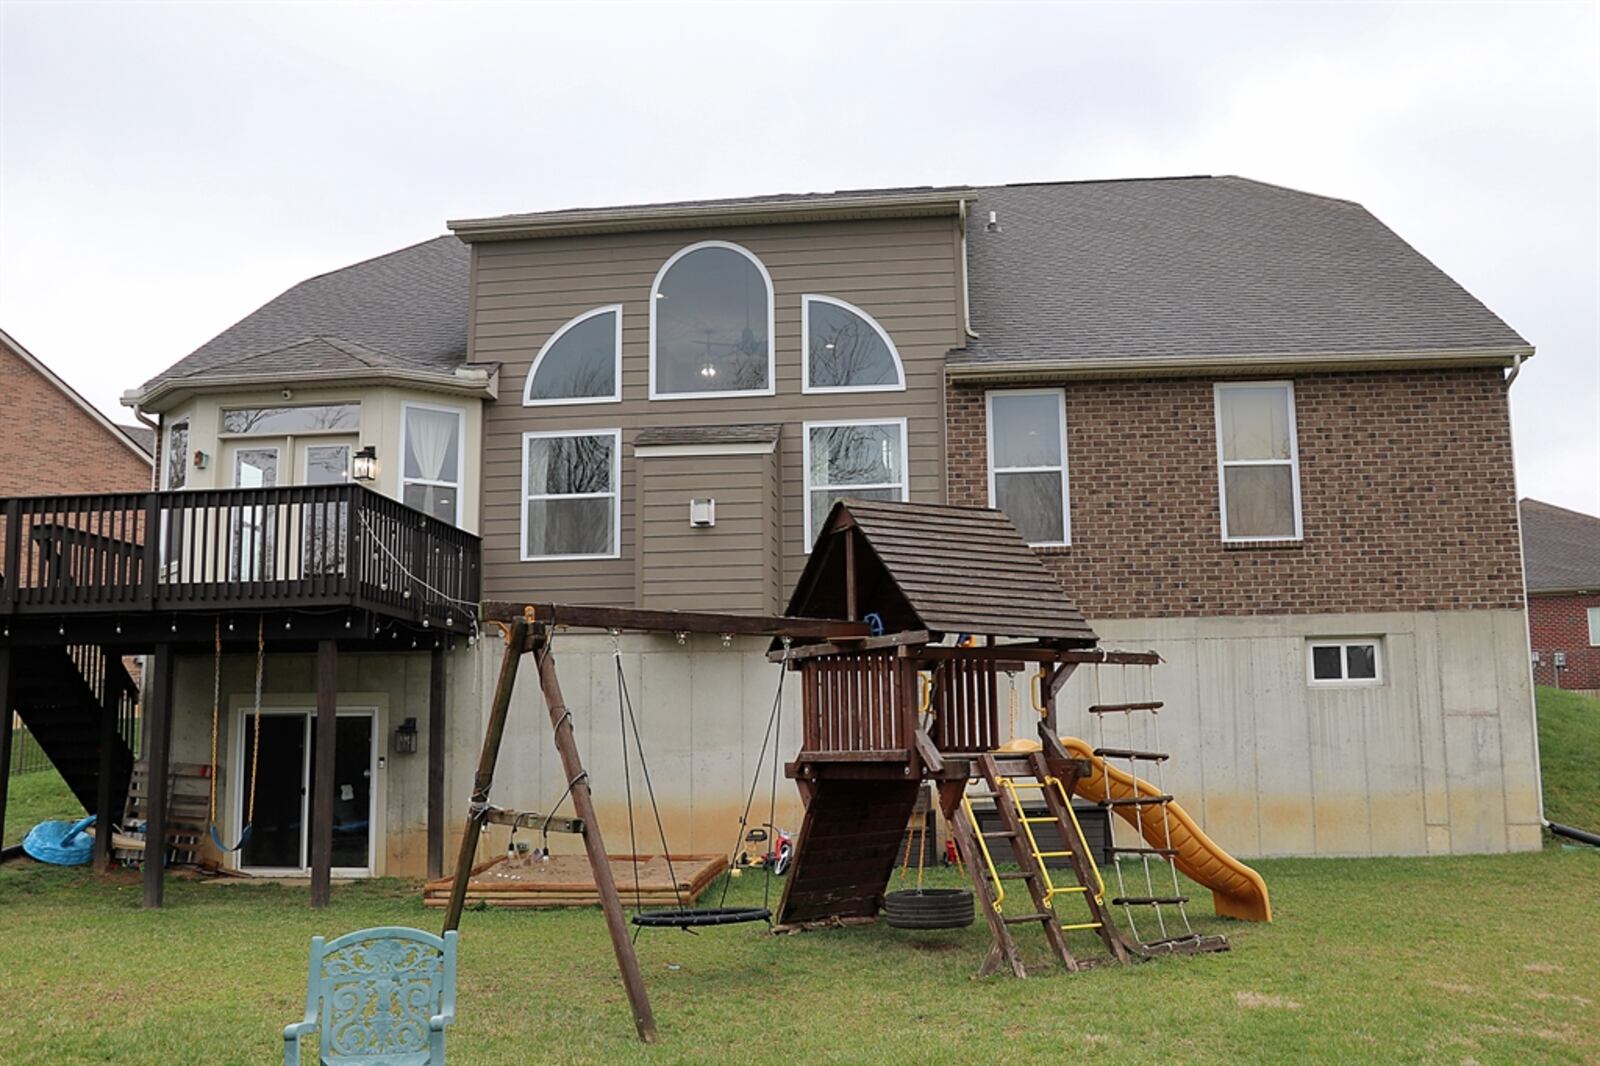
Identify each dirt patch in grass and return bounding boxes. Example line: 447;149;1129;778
1233;990;1303;1010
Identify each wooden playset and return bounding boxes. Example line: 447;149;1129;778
441;500;1271;1042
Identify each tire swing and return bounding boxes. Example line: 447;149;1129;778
883;664;974;931
616;634;792;932
207;617;265;853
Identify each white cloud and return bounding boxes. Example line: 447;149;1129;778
1;1;1594;511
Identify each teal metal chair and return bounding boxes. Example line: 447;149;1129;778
283;926;457;1065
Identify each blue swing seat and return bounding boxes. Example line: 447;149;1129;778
283;926;457;1065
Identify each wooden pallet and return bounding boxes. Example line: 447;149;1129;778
422;853;727;910
112;760;214;867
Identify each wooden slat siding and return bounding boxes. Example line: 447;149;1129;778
639;451;777;613
468;215;961;607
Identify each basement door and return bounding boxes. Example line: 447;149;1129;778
233;708;377;877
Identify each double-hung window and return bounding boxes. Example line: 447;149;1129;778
401;403;464;526
522;430;621;560
986;389;1070;546
1214;382;1302;541
803;419;908;548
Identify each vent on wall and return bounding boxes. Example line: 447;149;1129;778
689;498;716;527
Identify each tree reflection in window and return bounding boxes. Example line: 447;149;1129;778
221;404;360;435
651;243;773;396
803;296;904;392
804;421;907;547
523;431;619;558
525;306;621;404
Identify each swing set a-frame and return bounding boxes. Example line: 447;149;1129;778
438;602;869;1044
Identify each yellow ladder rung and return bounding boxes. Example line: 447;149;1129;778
1005;782;1050;789
1034;850;1075;858
1058;921;1103;931
1020;816;1057;824
1049;886;1088;894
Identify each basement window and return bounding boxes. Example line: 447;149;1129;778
1307;639;1382;686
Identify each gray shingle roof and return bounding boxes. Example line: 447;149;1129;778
634;423;783;446
1520;499;1600;592
117;424;155;455
136;236;469;394
955;176;1529;367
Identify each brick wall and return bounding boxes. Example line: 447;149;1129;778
947;367;1525;618
0;337;151;496
1529;591;1600;690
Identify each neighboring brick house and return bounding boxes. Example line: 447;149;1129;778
0;327;153;495
1521;498;1600;694
95;175;1542;876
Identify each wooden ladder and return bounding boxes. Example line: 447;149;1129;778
954;752;1131;977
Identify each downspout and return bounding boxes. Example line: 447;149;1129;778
1503;351;1558;840
959;199;977;339
133;405;160;491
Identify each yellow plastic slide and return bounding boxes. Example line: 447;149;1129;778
1000;736;1272;922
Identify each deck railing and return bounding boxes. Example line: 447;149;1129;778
0;485;480;628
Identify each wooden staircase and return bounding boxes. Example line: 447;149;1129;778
950;751;1132;976
11;645;137;819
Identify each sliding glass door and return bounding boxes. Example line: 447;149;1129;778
236;708;375;875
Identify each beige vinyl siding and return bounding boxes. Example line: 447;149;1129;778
638;452;780;613
472;216;960;606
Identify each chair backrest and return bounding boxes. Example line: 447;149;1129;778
305;925;457;1064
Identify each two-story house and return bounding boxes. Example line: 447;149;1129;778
1;176;1542;908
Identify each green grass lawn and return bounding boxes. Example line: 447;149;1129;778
1;687;1596;1062
0;852;1596;1064
3;764;84;847
1535;685;1600;833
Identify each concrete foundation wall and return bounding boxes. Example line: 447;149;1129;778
443;633;806;867
1057;608;1542;857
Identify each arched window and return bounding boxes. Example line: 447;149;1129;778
802;295;905;393
524;305;622;405
649;241;774;398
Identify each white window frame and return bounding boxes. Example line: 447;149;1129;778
399;401;466;526
648;240;776;401
520;428;622;562
984;388;1071;547
1307;639;1384;687
1588;606;1600;646
801;417;910;548
1213;381;1303;543
523;304;624;407
800;294;906;394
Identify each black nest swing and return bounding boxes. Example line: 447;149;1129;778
602;636;790;933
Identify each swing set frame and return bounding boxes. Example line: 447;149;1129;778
439;602;868;1044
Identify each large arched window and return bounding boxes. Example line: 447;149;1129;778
649;241;774;398
524;305;622;405
801;295;905;393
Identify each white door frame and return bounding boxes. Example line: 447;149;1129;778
229;704;380;877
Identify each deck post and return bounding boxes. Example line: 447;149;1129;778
0;648;13;847
532;638;658;1044
93;653;118;872
142;644;174;908
310;639;337;909
426;643;446;881
441;620;527;933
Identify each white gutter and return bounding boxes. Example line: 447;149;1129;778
946;345;1536;381
124;364;498;412
959;198;978;339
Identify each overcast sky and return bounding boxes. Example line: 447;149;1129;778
2;2;1595;513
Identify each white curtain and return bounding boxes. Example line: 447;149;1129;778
406;408;456;483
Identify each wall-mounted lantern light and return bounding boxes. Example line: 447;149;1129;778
393;716;419;755
352;445;379;482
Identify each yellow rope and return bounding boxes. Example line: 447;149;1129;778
247;618;264;825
